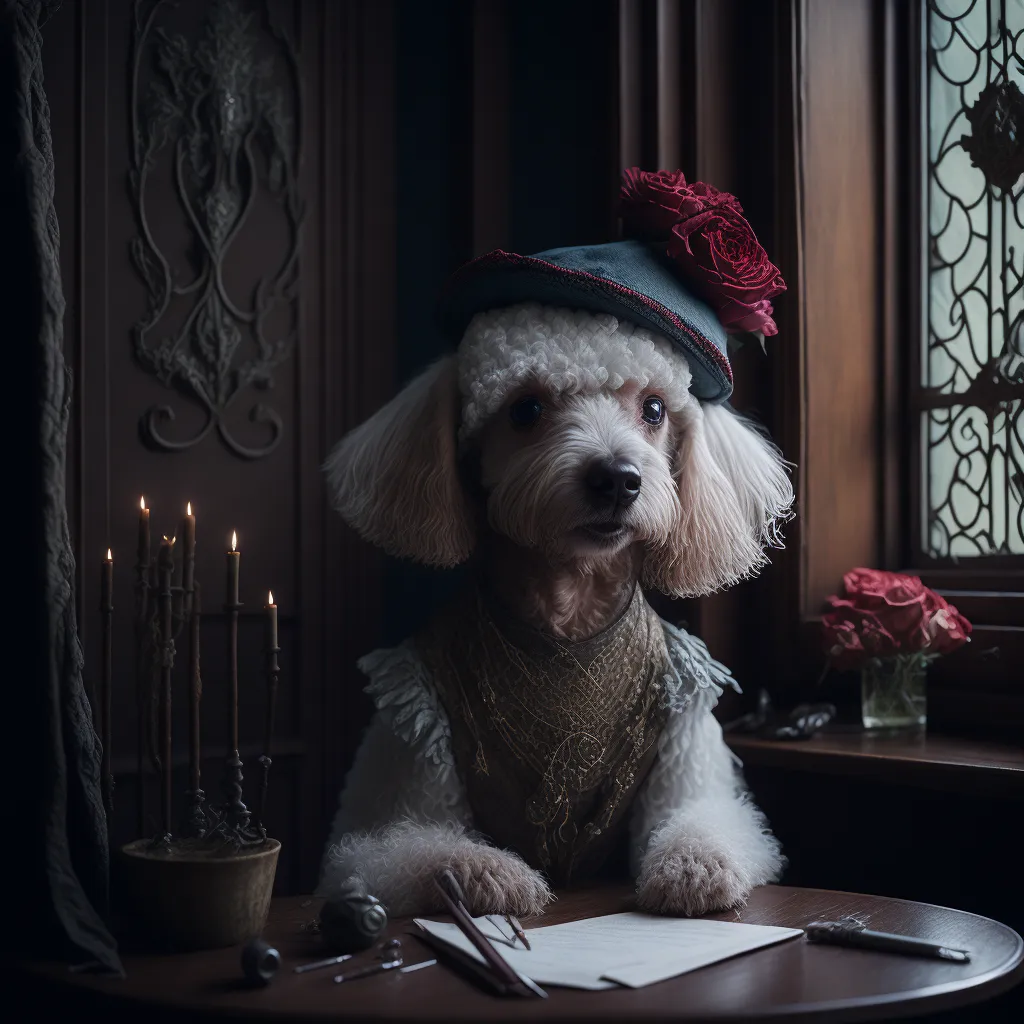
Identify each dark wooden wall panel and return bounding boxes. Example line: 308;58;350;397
44;0;394;894
801;0;880;618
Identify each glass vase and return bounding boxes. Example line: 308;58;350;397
860;655;927;731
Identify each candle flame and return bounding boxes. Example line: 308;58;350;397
268;590;274;605
231;530;237;551
106;548;112;561
140;496;146;510
187;501;192;516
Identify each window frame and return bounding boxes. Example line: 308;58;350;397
672;0;1023;740
905;0;1023;723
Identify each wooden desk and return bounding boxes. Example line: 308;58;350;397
16;885;1024;1022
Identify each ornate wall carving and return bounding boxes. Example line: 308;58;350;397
129;0;302;458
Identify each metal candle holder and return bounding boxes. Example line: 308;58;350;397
122;509;280;852
135;500;151;838
100;552;114;817
157;537;176;844
256;635;280;836
181;581;208;838
116;503;284;953
222;580;251;834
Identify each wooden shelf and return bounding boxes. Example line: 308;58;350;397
727;729;1024;797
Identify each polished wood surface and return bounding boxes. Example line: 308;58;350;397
19;885;1023;1022
728;730;1024;797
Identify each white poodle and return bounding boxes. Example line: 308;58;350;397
319;302;793;919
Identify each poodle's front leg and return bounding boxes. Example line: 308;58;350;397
326;821;551;917
631;709;783;917
320;716;551;917
635;798;770;916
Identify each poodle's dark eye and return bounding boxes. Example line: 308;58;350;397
509;395;543;428
641;396;665;425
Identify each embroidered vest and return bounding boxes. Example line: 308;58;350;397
414;586;670;886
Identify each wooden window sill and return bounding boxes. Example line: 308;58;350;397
726;729;1024;798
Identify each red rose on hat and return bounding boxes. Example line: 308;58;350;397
619;167;786;338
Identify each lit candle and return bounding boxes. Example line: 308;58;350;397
182;501;196;597
100;548;113;816
222;530;249;831
226;530;240;607
134;497;150;839
266;590;278;650
137;496;150;571
226;530;240;754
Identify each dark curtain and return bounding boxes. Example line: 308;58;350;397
3;0;120;973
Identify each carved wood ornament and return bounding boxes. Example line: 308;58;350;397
129;0;302;458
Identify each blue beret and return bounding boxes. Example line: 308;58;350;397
438;239;733;403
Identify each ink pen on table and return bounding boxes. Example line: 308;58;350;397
805;920;971;962
505;914;531;950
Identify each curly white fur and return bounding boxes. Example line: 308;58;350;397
320;821;553;917
457;303;693;439
631;672;784;915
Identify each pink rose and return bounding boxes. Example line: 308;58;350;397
925;604;973;655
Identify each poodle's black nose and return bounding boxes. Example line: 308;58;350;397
585;459;642;508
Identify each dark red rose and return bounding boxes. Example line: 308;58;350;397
619;168;785;337
620;167;741;241
839;568;932;648
667;206;786;336
821;603;901;670
821;613;867;671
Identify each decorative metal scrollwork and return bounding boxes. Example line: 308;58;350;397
129;0;302;458
924;0;1024;558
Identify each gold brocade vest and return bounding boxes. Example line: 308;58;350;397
415;585;670;886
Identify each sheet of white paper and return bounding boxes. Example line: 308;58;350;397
413;912;803;991
598;920;804;987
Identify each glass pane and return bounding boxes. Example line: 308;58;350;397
924;0;1024;558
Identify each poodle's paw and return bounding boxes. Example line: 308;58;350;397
636;836;749;917
446;844;553;918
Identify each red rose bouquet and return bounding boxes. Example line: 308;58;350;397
822;568;972;670
619;167;787;339
821;568;972;729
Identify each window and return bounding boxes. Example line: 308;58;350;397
908;0;1024;730
921;0;1024;563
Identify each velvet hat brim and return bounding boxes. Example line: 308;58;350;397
437;239;733;403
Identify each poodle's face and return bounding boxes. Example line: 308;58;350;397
324;303;794;597
474;380;680;563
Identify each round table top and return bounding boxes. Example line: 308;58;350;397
19;884;1024;1023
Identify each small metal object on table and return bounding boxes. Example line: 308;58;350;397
240;938;280;987
16;885;1024;1021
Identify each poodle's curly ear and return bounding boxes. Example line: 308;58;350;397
323;357;474;567
644;399;794;598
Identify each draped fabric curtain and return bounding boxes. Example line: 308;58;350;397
3;0;120;973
